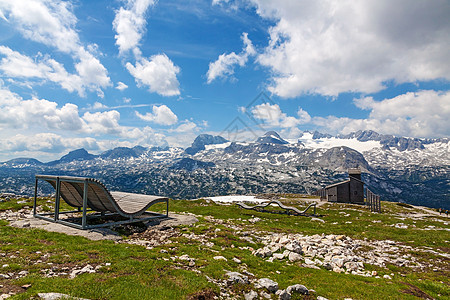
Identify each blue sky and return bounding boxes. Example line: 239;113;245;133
0;0;449;162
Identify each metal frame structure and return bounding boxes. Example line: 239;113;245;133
237;200;317;216
34;175;169;230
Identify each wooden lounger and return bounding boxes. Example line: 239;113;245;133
236;200;316;216
33;175;168;229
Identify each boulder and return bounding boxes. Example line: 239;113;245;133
288;252;302;262
244;290;258;300
286;284;309;295
276;289;291;300
254;247;272;258
226;271;249;285
256;278;279;293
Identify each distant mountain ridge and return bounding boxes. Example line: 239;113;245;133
255;131;289;144
0;130;448;209
185;134;229;155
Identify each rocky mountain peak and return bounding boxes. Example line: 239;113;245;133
255;131;288;144
185;134;228;155
57;148;97;164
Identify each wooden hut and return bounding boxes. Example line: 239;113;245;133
318;169;365;204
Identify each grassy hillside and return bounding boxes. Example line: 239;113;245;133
0;195;448;299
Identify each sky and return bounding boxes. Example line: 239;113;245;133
0;0;449;162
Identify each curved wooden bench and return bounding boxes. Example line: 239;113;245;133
237;200;317;216
34;175;168;229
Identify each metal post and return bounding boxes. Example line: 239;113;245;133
82;179;88;229
54;177;61;221
33;178;38;217
166;200;169;217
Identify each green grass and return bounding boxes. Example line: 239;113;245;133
0;195;449;299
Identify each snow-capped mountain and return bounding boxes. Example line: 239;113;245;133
1;130;448;209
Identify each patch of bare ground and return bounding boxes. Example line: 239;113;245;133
186;288;217;300
401;282;434;299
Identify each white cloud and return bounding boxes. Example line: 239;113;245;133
0;88;84;131
126;54;180;96
112;0;155;56
212;0;230;5
308;90;450;138
2;133;99;153
347;90;450;137
75;48;111;96
116;81;128;91
172;120;198;133
135;105;178;125
0;86;136;137
0;46;50;78
82;110;122;135
249;91;449;138
0;46;112;97
113;0;181;97
249;0;450;97
207;32;255;83
0;0;79;53
0;0;111;96
251;103;309;128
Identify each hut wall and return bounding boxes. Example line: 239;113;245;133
326;186;338;202
337;182;350;203
349;178;364;204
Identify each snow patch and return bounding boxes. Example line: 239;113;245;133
300;137;381;152
206;195;269;204
204;142;232;150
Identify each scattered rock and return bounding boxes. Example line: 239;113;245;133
254;247;272;258
311;218;325;223
226;271;249;285
256;278;278;293
244;290;258;300
286;284;309;295
276;289;291;300
288;252;302;262
38;293;90;300
213;255;227;261
69;265;95;279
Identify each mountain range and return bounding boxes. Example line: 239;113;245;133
1;130;448;209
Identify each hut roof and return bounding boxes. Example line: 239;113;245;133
324;176;364;189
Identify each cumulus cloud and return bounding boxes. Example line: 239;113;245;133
251;103;309;128
75;48;111;96
344;90;450;137
2;133;99;153
0;0;79;53
126;54;181;96
172;120;198;133
0;46;112;97
250;90;450;138
113;0;155;56
0;0;111;96
249;90;449;138
207;32;255;83
135;105;178;125
112;0;181;97
0;88;84;131
0;85;139;137
247;0;450;97
116;81;128;91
